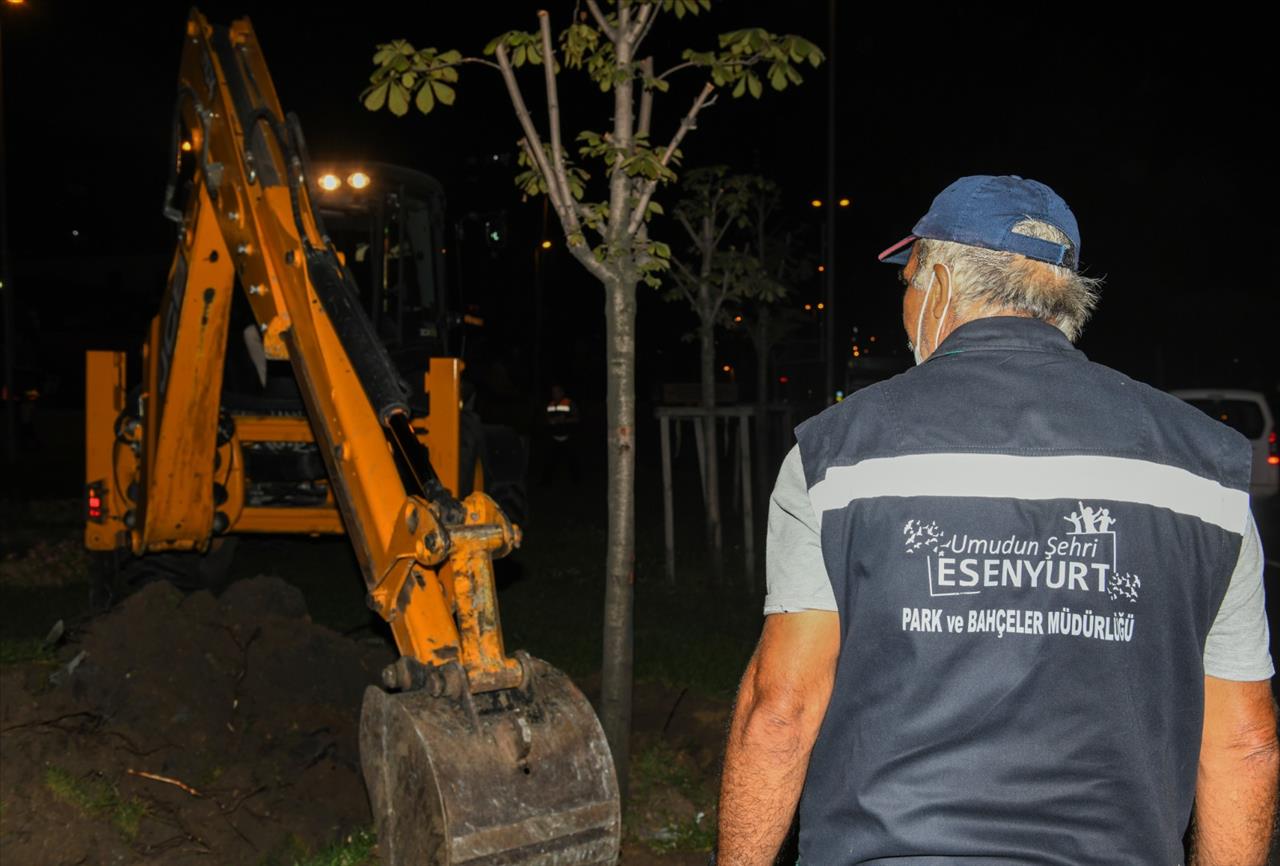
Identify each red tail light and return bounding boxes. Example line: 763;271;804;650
1268;431;1278;465
86;483;105;522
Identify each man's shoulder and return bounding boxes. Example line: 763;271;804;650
1079;358;1253;483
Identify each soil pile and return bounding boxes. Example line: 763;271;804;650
1;573;734;865
1;576;395;865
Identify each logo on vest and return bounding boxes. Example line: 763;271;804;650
899;503;1140;642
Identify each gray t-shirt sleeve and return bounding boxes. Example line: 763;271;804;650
763;445;837;615
1202;511;1273;681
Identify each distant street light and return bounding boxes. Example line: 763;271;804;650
540;239;552;250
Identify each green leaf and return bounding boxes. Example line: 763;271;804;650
770;67;786;90
389;82;410;116
732;76;747;98
401;72;417;88
747;72;762;98
362;80;390;112
513;44;527;66
438;49;462;64
430;80;455;106
415;82;435;113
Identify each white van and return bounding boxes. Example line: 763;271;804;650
1170;389;1279;498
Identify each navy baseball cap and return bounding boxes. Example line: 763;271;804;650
877;175;1081;271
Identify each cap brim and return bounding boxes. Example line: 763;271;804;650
877;235;916;266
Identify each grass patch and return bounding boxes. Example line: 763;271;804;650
43;765;147;840
297;829;378;866
259;828;377;866
631;741;713;808
0;637;56;666
0;536;92;589
628;742;717;853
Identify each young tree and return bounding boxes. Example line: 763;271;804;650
362;0;822;787
668;167;768;574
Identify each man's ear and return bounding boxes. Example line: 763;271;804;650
928;263;952;320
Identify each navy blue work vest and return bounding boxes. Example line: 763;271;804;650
794;317;1252;865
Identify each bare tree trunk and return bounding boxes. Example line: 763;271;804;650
753;306;772;542
600;272;636;796
699;309;723;578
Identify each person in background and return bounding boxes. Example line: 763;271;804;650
541;383;580;484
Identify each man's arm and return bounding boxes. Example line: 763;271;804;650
1192;675;1279;866
717;610;840;866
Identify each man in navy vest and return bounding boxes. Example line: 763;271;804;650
716;176;1277;865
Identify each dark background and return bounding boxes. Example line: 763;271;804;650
3;1;1276;416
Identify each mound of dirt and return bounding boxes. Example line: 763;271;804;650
0;576;395;865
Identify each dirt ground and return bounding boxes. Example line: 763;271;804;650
0;574;729;865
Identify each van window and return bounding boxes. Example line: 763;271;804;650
1182;399;1266;440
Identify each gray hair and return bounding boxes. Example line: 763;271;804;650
911;219;1102;342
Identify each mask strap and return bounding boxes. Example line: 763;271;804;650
913;271;935;365
933;265;952;351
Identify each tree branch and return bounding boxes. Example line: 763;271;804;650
675;210;700;247
617;0;632;37
626;81;716;236
669;257;701;308
516;141;608;282
656;60;699;82
712;267;732;322
712;213;736;252
493;42;584;244
605;13;637;248
585;0;617;41
457;57;504;72
637;57;655;140
538;11;577;222
630;2;657;51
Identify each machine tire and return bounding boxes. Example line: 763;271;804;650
94;537;240;604
479;424;529;526
458;415;528;526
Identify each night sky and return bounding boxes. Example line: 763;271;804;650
3;2;1276;411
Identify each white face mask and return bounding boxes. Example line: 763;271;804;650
910;267;952;365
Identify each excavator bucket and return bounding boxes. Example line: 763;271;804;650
360;655;621;865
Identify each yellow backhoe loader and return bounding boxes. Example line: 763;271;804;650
83;10;619;864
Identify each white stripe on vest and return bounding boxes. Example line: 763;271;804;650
808;453;1250;534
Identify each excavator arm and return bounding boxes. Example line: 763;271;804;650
84;10;619;864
